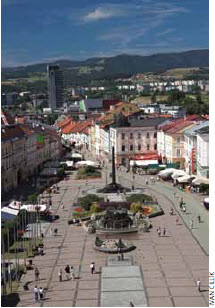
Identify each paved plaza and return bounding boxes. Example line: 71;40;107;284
15;167;209;307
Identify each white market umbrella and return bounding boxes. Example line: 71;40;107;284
171;170;187;179
177;174;195;183
192;176;209;185
158;168;176;177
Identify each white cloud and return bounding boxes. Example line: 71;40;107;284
83;6;124;22
157;28;175;37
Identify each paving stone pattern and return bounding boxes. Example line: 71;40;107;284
15;167;209;307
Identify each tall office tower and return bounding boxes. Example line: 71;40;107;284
47;65;64;110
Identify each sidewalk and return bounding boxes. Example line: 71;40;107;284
14;166;209;307
117;171;209;255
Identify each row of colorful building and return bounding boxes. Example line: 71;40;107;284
58;102;209;179
1;110;62;194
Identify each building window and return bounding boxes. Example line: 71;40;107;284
130;144;133;151
147;144;150;150
154;144;157;150
146;132;150;138
130;133;133;139
176;149;181;157
138;132;141;139
122;145;125;151
138;144;141;151
177;137;180;144
121;133;125;140
154;132;157;138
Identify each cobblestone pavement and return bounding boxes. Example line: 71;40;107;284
16;168;209;307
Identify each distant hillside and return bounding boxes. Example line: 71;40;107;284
2;49;209;81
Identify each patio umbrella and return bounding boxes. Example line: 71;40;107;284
177;174;195;183
192;176;209;185
171;170;187;179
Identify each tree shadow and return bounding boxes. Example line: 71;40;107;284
1;293;20;307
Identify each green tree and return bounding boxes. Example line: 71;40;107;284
90;203;101;213
167;89;185;105
130;202;143;213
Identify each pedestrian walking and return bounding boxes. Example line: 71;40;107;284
70;266;75;280
182;205;186;213
64;265;70;280
163;228;166;237
157;227;161;237
197;279;201;292
39;287;44;301
179;197;184;210
190;219;193;230
35;267;40;281
170;207;174;215
145;180;148;185
129;301;134;307
197;215;201;223
58;269;63;282
90;262;95;274
61;204;64;210
34;286;38;302
118;251;121;261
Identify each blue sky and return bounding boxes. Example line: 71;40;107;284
1;0;208;67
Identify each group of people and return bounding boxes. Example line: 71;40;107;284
34;286;44;302
59;265;75;281
157;227;166;237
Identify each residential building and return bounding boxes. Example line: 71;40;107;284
1;116;62;194
1;125;26;192
159;104;186;118
157;117;200;168
47;65;64;110
184;122;209;174
109;116;168;165
196;126;209;178
1;92;18;105
79;98;103;112
138;105;160;114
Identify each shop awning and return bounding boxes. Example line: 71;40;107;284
21;204;47;212
177;174;196;183
171;170;187;179
76;160;99;167
72;153;82;158
130;160;158;166
158;168;176;177
8;200;22;210
192;176;209;185
1;206;19;222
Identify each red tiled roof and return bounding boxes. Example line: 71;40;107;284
159;117;199;134
1;125;25;142
70;120;93;134
61;122;77;134
1;109;15;126
15;116;25;124
19;124;34;136
57;117;72;128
